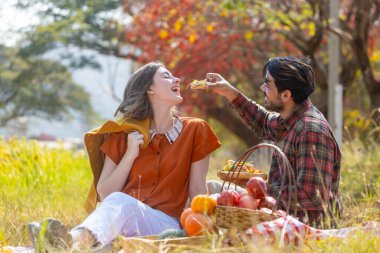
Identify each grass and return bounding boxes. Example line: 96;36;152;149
0;137;91;247
0;137;379;251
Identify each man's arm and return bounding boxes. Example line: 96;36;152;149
206;73;282;141
230;93;281;141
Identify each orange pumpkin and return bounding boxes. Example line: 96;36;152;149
184;213;214;236
180;208;194;228
190;194;217;215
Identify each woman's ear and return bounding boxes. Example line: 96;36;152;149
147;90;154;95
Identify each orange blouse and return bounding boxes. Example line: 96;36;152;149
100;117;221;219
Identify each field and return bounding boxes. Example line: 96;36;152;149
0;137;379;252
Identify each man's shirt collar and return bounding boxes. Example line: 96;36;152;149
281;98;312;130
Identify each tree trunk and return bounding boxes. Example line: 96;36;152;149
351;0;380;109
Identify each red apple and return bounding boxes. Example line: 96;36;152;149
237;195;258;209
246;177;268;199
258;196;277;210
216;190;239;206
238;190;249;199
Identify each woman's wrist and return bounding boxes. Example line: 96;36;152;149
122;152;137;164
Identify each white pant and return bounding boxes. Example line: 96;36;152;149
72;192;180;245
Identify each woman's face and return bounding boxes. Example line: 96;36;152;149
148;67;183;106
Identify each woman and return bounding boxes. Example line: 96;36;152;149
28;62;221;251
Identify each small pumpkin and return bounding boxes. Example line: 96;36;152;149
180;208;194;228
184;213;214;237
190;194;217;215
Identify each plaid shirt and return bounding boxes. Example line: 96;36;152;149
231;93;342;226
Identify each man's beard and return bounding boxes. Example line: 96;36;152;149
264;97;284;112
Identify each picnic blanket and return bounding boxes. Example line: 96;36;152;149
245;215;380;246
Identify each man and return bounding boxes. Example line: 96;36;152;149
206;56;342;227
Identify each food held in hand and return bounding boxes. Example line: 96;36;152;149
187;79;207;90
246;176;268;199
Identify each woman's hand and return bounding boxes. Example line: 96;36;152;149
97;131;144;200
124;131;144;160
206;73;240;102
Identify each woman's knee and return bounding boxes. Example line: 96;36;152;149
206;180;245;194
207;180;222;194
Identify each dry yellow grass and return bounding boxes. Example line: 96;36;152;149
0;136;379;252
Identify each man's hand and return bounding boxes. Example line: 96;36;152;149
206;73;240;102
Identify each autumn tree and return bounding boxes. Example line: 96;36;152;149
337;0;380;108
16;0;380;146
122;0;286;146
121;0;380;145
256;0;380;110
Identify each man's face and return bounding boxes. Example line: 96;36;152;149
260;71;284;112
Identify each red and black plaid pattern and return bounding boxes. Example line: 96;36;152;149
231;94;342;226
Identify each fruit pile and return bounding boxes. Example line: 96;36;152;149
158;195;217;239
180;195;217;237
215;176;286;217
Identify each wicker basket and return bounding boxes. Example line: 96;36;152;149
214;206;281;230
214;143;297;230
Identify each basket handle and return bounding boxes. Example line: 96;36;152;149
220;143;298;217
